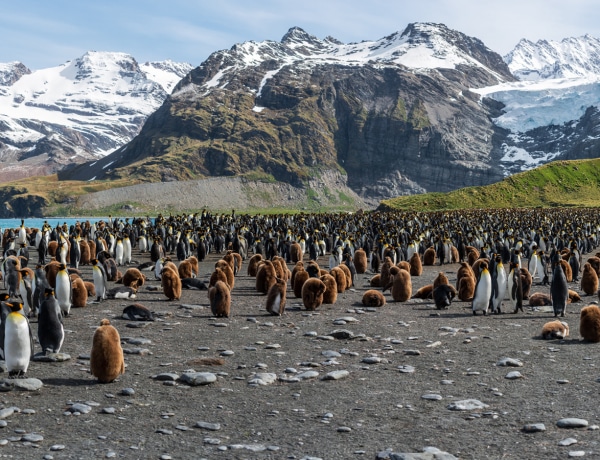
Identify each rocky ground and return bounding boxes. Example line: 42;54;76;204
0;246;599;460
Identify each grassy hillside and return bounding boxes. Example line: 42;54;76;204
379;159;600;211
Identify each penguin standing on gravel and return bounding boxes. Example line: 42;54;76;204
91;258;107;302
54;263;72;317
37;288;64;354
4;301;34;377
550;255;569;317
472;261;492;315
508;261;524;313
490;255;507;314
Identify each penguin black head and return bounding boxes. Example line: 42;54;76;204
0;293;9;302
6;302;23;313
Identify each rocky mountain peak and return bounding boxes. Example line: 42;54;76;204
0;62;31;86
506;34;600;80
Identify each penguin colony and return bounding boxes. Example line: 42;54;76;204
1;208;600;384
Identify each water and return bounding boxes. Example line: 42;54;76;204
0;217;109;231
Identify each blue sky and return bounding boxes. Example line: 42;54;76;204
3;0;599;70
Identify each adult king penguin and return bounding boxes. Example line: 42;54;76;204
4;301;34;377
472;261;492;316
91;258;107;302
38;289;64;354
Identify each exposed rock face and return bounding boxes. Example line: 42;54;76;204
60;23;515;203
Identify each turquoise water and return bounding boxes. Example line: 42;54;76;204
0;217;110;231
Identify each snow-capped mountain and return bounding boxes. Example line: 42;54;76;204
0;51;192;182
468;34;600;176
61;23;515;200
505;35;600;80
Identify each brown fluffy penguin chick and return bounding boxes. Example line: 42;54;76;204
457;274;476;301
353;249;368;274
456;262;475;290
187;255;199;277
301;278;327;311
362;289;386;307
423;246;436;266
580;304;600;342
293;269;309;298
290;242;303;263
90;319;125;383
121;268;146;289
369;274;381;288
266;278;287;316
409;252;422;276
529;292;552;306
71;277;88;308
433;272;450;289
330;267;347;293
520;267;533;299
256;260;277;294
320;274;338;304
84;281;96;298
467;248;480;266
215;260;235;290
412;284;433;299
44;260;61;289
380;257;394;289
232;252;243;274
290;261;304;288
247;254;263;277
559;259;573;282
397;260;411;272
272;256;287;281
178;260;194;279
209;280;231;318
79;240;91;265
385;268;412;302
161;266;182;301
581;262;599;295
568;290;582;303
587;256;600;276
541;320;570;339
209;267;229;289
338;263;353;288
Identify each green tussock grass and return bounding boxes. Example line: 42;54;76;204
380;159;600;211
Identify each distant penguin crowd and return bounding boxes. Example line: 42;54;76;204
1;207;600;381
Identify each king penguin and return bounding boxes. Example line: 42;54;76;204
37;288;64;354
550;256;569;318
91;258;107;302
4;301;34;377
472;261;492;315
508;261;524;313
54;263;72;317
490;255;507;314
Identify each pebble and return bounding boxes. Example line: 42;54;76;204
559;438;578;446
322;350;342;358
447;399;489;411
3;378;43;391
127;338;152;345
329;329;355;339
248;373;277;386
304;331;318;337
121;388;135;396
557;418;589;429
122;348;151;355
523;423;546;433
337;426;352;432
153;373;180;381
32;352;71;362
102;407;116;414
156;428;173;435
296;371;320;380
496;357;523;367
194;421;221;432
0;408;14;419
334;317;359;323
322;370;349;381
397;365;415;374
265;343;281;349
21;433;43;442
403;350;421;356
569;451;586;457
178;372;217;386
505;371;523;380
220;350;235;356
67;403;92;414
362;357;382;364
421;394;443;401
50;445;65;451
